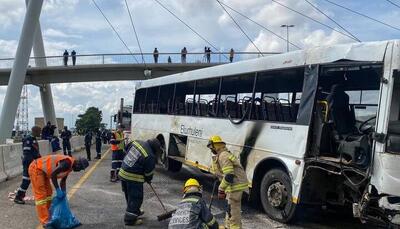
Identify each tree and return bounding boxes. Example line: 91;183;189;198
75;107;102;134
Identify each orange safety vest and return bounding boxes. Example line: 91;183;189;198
36;155;75;179
111;131;125;151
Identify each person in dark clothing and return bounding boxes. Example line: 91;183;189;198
71;50;76;66
84;131;92;161
181;47;187;63
119;138;161;226
50;136;62;153
14;126;42;204
327;84;356;136
169;178;218;229
229;48;235;63
63;50;69;66
95;129;102;159
60;126;72;156
168;56;172;63
101;129;108;144
206;47;211;63
153;48;159;63
41;121;52;140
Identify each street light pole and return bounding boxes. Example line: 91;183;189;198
281;24;295;52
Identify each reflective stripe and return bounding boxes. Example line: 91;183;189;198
17;187;27;192
207;217;216;226
35;196;52;206
222;166;234;174
112;160;123;163
228;154;236;161
22;176;30;181
181;197;199;203
132;141;148;157
220;178;230;190
23;147;31;150
225;183;249;192
144;171;153;177
118;169;145;182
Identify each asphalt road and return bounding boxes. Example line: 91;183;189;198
0;145;378;229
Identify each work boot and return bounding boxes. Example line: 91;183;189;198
14;196;25;205
110;171;117;182
95;154;101;159
125;219;143;226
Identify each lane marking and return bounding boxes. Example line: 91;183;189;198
36;148;111;229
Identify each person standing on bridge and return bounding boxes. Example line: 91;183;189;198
110;124;125;182
84;131;92;161
61;126;72;156
181;47;187;63
14;126;42;204
29;155;88;227
118;138;160;226
207;135;248;229
168;178;219;229
153;48;159;63
71;50;77;66
206;47;211;63
63;50;69;66
229;48;235;63
95;129;102;159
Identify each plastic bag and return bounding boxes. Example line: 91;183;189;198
46;195;81;229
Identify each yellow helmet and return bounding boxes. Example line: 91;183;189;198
207;135;225;148
183;178;201;193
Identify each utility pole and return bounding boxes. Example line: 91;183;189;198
281;24;295;52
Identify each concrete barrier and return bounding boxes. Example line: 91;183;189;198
38;140;51;156
0;148;7;182
2;143;23;178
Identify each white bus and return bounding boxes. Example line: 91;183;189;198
131;40;400;226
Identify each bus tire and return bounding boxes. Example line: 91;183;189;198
260;168;297;223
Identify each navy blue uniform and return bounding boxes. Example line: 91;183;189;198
119;140;156;225
85;133;92;160
60;129;72;156
16;135;41;199
95;131;102;158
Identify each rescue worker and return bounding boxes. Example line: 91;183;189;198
41;121;53;140
110;124;125;182
207;136;249;229
14;126;42;204
101;129;108;144
84;131;92;161
95;129;102;159
60;126;72;156
118;138;161;226
29;155;88;227
168;178;218;229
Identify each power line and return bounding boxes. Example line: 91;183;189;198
219;1;302;50
124;0;146;65
304;0;361;42
216;0;263;56
385;0;400;9
153;0;228;60
271;0;359;41
322;0;400;32
91;0;139;63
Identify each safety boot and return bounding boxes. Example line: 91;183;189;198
110;171;117;182
13;192;25;205
125;219;143;226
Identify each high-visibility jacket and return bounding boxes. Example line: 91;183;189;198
110;131;125;151
119;140;155;183
212;148;249;193
168;193;218;229
35;155;74;179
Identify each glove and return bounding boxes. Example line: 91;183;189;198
56;188;65;199
145;176;153;184
218;189;226;200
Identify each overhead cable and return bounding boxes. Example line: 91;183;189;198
219;1;302;50
304;0;361;42
322;0;400;32
153;0;228;60
385;0;400;9
124;0;146;65
216;0;263;56
271;0;360;41
91;0;139;63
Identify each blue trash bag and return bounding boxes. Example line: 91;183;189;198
46;195;81;229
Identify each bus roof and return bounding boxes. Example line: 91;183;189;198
137;40;397;90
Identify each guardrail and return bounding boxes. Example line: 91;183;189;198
0;51;280;68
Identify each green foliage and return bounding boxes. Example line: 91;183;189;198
75;107;102;134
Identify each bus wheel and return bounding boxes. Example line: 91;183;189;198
260;169;297;223
160;150;182;172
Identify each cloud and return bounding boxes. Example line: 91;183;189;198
43;28;83;39
0;0;24;28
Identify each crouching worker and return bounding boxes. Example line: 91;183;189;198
119;138;161;226
168;178;218;229
28;155;89;227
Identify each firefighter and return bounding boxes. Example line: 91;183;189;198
14;126;42;204
118;138;161;226
95;129;102;159
168;178;219;229
60;126;72;156
28;155;88;227
110;124;125;182
207;135;249;229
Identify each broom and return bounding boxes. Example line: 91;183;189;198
148;183;177;221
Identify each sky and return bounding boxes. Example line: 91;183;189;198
0;0;399;129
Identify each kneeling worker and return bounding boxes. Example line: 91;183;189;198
119;138;161;226
207;136;249;229
29;155;89;227
168;178;218;229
